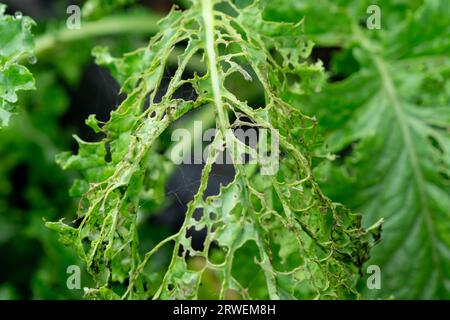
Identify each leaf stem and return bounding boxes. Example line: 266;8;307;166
34;13;162;56
201;0;230;134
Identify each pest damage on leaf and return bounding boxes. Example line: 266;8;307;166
1;0;447;302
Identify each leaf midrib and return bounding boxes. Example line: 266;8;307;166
201;0;229;133
200;0;280;300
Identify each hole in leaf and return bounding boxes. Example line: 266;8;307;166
104;141;112;163
231;240;268;299
187;256;207;271
209;211;217;221
224;65;265;109
172;82;197;102
335;141;358;163
186;226;207;251
208;243;228;265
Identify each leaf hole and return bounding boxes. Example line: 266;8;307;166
208;243;228;265
186;226;207;251
187;256;207;271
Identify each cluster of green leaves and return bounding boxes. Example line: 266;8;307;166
0;6;83;298
47;0;381;299
0;4;35;127
6;0;446;300
0;1;163;299
264;0;450;298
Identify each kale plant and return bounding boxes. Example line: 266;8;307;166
43;0;381;299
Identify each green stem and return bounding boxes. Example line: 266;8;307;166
201;0;230;134
34;13;163;56
34;11;208;72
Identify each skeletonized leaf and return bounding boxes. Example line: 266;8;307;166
49;0;380;299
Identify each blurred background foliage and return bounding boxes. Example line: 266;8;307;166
0;0;171;299
0;0;448;299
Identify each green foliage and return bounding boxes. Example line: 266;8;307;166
0;2;159;299
48;0;380;299
0;70;83;299
267;0;450;298
0;4;35;127
2;0;446;301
